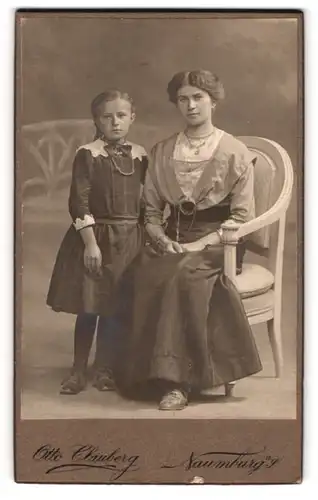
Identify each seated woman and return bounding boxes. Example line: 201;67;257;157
118;69;262;411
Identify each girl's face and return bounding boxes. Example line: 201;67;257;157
95;98;135;142
176;85;215;127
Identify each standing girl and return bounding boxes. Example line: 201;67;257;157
47;89;148;395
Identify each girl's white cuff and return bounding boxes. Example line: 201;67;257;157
73;214;95;231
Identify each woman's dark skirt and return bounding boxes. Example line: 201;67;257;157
117;213;262;391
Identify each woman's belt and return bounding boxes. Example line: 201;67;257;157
168;203;231;224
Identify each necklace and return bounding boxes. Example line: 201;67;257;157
184;130;214;155
109;155;135;176
104;143;135;177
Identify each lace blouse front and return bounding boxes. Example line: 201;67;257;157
172;128;224;199
173;159;209;199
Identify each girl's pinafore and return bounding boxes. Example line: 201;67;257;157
46;139;148;316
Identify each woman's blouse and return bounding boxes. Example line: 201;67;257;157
143;129;257;227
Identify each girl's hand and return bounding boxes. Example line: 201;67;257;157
84;243;102;275
181;240;205;253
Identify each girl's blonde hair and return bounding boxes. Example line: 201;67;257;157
91;89;135;139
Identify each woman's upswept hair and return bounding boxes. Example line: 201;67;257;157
167;70;225;104
91;89;135;139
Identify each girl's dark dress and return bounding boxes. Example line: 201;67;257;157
47;139;147;317
117;131;262;391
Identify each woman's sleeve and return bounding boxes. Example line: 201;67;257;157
228;154;256;224
143;148;166;226
139;153;149;221
68;148;95;231
140;153;148;186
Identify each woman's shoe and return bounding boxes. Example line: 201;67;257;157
60;369;86;395
92;367;116;392
159;389;188;410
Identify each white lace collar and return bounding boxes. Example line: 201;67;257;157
78;138;147;161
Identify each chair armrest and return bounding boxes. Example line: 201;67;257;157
235;139;294;240
235;187;292;240
221;168;292;252
220;137;294;281
221;184;291;279
220;220;241;280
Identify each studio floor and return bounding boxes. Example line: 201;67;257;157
19;191;299;420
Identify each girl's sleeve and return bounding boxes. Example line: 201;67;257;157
228;152;256;224
68;148;95;231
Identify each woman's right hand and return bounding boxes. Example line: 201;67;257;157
84;243;102;275
164;241;184;254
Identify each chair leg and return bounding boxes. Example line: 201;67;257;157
225;381;236;397
267;318;283;378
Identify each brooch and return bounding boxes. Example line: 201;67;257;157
179;197;196;216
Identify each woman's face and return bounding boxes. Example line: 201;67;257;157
95;98;135;142
176;85;214;127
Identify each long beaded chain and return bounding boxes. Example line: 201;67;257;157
104;146;135;177
174;203;197;243
109;154;135;177
176;207;180;243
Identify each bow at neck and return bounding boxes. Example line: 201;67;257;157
103;141;132;157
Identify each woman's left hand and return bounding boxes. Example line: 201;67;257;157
181;241;205;253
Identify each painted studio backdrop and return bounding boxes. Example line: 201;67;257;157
19;16;300;419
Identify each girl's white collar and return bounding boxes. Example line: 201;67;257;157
78;138;146;161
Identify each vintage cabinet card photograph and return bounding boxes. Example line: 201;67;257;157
14;10;303;484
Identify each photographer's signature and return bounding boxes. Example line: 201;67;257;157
32;444;139;480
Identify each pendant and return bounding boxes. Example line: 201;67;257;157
194;149;199;155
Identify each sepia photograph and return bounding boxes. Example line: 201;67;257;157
16;12;302;427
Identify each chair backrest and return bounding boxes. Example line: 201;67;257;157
237;136;293;252
21;119;95;198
